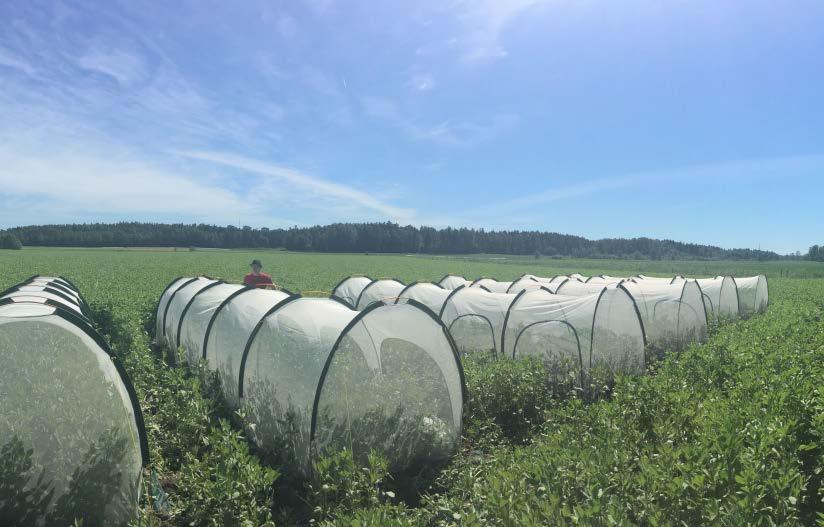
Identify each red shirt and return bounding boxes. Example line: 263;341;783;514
244;272;274;288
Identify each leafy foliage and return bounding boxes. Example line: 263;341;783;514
0;248;822;525
0;231;22;250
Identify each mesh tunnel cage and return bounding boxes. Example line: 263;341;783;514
395;281;451;314
501;286;646;384
177;283;250;365
160;278;225;350
202;287;294;407
238;298;465;476
438;285;515;356
470;278;513;293
506;276;544;294
0;301;149;527
331;276;373;309
437;275;471;290
354;278;405;311
23;276;86;307
695;276;740;320
1;281;91;320
733;275;768;317
619;279;708;354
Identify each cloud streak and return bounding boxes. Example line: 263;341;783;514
174;150;416;220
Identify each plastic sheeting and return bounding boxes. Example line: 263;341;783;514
735;275;769;317
0;280;148;526
439;286;516;355
502;286;645;380
331;276;373;309
355;279;405;310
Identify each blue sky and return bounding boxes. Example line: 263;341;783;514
1;0;822;253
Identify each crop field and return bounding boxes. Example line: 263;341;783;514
2;247;823;526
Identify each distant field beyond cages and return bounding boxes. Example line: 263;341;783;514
2;247;822;299
1;247;822;526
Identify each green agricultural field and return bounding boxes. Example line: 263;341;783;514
1;247;823;526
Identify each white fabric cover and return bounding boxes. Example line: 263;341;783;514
554;280;609;296
204;287;292;406
26;278;83;303
0;304;143;525
1;287;86;317
155;277;199;342
178;283;246;365
355;279;405;310
506;276;544;294
620;280;707;351
241;299;462;474
396;282;452;314
162;278;222;350
470;278;513;293
502;287;645;379
439;287;515;355
438;275;471;289
695;276;739;320
331;276;373;308
734;275;768;317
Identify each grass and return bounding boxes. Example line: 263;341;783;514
0;247;822;526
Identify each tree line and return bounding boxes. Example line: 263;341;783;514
3;222;789;260
808;245;824;262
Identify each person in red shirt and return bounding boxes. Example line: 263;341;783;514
244;259;275;288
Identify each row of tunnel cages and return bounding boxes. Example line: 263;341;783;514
154;277;466;476
0;276;149;526
332;276;649;384
330;271;767;378
425;271;767;320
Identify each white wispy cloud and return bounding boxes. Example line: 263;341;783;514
452;0;546;62
174;150;416;220
484;154;824;214
76;47;149;86
410;72;435;91
361;95;518;147
0;45;36;75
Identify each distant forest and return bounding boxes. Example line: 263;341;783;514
4;222;791;260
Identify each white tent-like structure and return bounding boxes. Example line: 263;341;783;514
695;276;740;320
177;283;249;364
501;286;646;380
469;277;513;293
240;298;465;473
437;275;471;289
203;288;294;406
1;278;149;526
331;276;373;309
506;275;545;294
618;279;708;352
354;278;405;310
734;275;769;317
155;278;465;476
1;277;92;320
396;281;452;314
162;278;225;350
438;286;516;355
